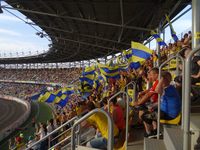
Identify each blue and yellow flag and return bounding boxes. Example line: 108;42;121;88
80;76;94;86
62;87;75;95
106;59;114;67
80;66;96;86
53;89;63;97
118;63;129;72
30;87;47;100
56;97;69;108
36;86;75;107
55;95;69;107
151;31;167;46
38;92;56;103
123;42;153;69
166;15;179;42
82;65;96;76
98;63;120;79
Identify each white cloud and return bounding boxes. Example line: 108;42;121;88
0;28;22;36
0;38;48;55
0;15;21;22
173;19;191;33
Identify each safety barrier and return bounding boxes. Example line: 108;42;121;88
26;116;78;150
183;45;200;150
157;54;185;139
0;95;31;142
108;91;129;150
71;108;114;150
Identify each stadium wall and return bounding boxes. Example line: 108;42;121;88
0;95;31;142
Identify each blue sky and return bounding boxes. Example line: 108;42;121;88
148;5;192;49
0;1;50;57
0;2;192;58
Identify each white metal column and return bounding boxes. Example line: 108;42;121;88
192;0;200;49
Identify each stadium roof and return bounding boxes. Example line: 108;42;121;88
0;0;191;64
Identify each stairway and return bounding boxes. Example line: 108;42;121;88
144;113;200;150
144;126;183;150
76;146;100;150
190;113;200;150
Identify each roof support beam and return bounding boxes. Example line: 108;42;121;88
27;22;130;46
53;36;119;53
39;0;67;30
48;44;85;62
2;6;152;32
160;0;183;29
118;0;124;43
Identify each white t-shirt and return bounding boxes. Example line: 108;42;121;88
47;125;53;134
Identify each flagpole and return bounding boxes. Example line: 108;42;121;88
156;27;161;67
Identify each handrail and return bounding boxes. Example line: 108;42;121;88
176;48;188;76
176;53;186;129
183;45;200;150
60;128;95;150
26;116;78;150
50;126;71;142
49;134;72;150
49;126;81;150
108;91;129;150
157;55;185;139
71;108;114;150
125;81;136;102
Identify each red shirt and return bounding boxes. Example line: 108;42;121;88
149;80;159;103
113;105;125;130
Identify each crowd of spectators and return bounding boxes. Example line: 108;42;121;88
0;68;81;100
0;68;81;84
159;31;192;63
9;94;85;150
0;83;45;99
3;31;200;149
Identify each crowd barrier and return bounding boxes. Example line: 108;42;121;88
0;95;31;142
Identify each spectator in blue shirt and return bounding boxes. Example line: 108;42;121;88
157;71;181;119
141;71;181;138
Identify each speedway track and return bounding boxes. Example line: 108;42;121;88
0;99;26;132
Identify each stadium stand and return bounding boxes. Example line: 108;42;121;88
0;30;199;150
0;0;200;150
0;68;81;84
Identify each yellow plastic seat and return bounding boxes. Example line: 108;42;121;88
160;113;181;125
195;82;200;86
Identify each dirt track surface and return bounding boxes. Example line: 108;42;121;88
0;99;26;132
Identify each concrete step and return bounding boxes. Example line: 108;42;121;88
190;113;200;150
144;138;166;150
76;146;100;150
191;105;200;113
164;127;183;150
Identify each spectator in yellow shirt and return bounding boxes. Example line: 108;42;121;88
83;102;119;149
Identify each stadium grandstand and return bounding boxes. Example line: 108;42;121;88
0;0;200;150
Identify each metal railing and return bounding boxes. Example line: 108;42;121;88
26;116;78;150
108;91;129;150
183;45;200;150
176;48;188;76
157;54;185;139
71;108;114;150
125;81;136;101
60;128;95;150
48;124;80;150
